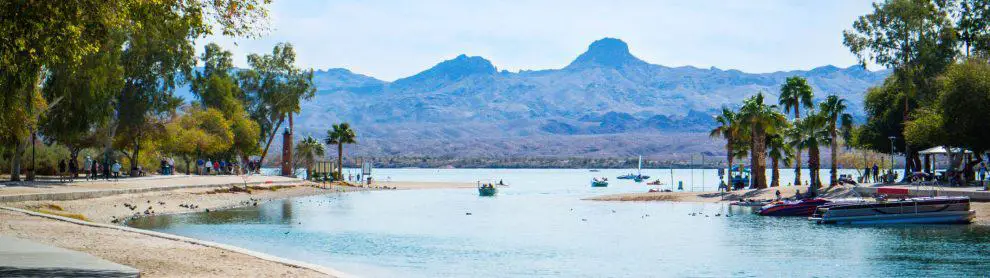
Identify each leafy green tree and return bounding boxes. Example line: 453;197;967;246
295;136;326;179
1;0;271;180
161;107;234;174
906;58;990;182
40;31;125;169
238;43;315;170
778;76;815;186
819;95;854;186
112;1;204;175
709;107;741;191
738;92;788;189
955;0;990;57
325;123;357;180
844;0;958;176
191;43;261;161
789;113;830;195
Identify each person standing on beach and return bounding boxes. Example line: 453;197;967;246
205;159;213;175
168;157;175;175
197;158;205;175
111;161;122;181
872;164;879;182
863;166;871;183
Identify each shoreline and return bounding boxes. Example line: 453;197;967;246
584;184;990;226
0;177;472;277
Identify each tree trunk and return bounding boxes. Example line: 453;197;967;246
337;143;343;180
751;129;767;189
830;129;838;186
809;146;821;196
257;116;285;173
726;140;733;192
794;109;802;186
771;156;779;187
9;138;25;181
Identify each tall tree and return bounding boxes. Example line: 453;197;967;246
844;0;958;178
819;95;854;186
778;76;815;186
113;1;203;175
191;43;261;162
40;30;125;169
738;92;788;189
789;113;830;195
325;123;357;180
710;107;741;191
239;43;315;171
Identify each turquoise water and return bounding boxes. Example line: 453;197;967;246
128;169;985;277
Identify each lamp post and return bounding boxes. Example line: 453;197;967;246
888;136;896;183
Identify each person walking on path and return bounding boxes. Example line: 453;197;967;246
205;159;213;175
103;160;111;181
83;156;93;180
89;160;98;181
68;159;78;181
111;161;122;181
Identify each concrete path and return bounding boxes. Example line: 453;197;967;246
0;174;304;202
0;235;139;277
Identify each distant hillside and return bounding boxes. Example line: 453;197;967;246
181;38;889;161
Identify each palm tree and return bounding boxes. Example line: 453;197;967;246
325;123;356;180
738;92;788;189
819;95;854;186
710;107;741;191
295;136;325;180
788;112;830;196
778;76;815;186
766;130;793;188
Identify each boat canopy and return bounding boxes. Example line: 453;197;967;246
918;146;973;155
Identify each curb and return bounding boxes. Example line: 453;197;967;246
0;206;355;278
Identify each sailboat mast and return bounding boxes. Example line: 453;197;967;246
638;155;642;175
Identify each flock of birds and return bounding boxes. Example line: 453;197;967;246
110;199;208;224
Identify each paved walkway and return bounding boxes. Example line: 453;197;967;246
0;174;304;202
0;235;139;277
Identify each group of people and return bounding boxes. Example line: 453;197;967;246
159;157;176;175
78;156;123;181
195;159;239;175
862;163;887;183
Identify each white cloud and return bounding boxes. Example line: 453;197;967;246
198;0;878;81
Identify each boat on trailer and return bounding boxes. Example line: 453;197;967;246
811;196;974;225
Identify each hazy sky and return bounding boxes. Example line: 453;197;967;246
201;0;878;81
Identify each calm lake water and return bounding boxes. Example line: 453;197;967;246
129;168;987;277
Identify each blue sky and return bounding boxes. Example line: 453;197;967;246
201;0;878;81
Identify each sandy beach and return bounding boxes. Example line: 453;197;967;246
0;176;473;277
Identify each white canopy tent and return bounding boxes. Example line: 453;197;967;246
919;146;974;174
918;146;972;155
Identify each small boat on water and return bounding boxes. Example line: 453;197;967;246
811;196;974;225
758;198;830;216
477;182;498;197
591;180;608;187
618;156;649;181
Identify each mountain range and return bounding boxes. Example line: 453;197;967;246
181;38;890;160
